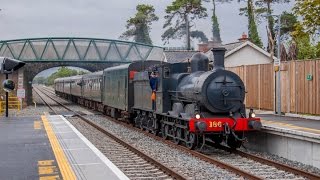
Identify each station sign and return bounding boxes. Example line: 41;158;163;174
17;88;25;99
306;74;313;81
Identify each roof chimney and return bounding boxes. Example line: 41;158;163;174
198;43;209;52
208;40;221;49
238;32;248;42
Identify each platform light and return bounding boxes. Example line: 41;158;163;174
0;57;26;118
0;57;26;73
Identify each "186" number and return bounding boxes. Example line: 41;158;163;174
209;121;222;128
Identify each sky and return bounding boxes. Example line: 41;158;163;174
0;0;294;49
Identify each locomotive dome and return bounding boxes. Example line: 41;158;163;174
190;53;209;72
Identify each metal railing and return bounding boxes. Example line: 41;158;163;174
0;37;164;62
0;95;21;113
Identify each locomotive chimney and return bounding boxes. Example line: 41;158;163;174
211;47;226;70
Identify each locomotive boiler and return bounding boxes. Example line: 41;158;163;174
172;48;246;117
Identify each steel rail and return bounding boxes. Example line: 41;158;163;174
235;150;320;180
33;87;58;114
210;142;320;180
36;86;186;180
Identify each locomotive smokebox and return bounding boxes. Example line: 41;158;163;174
212;47;227;70
190;53;209;72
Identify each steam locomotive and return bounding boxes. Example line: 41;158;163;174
54;47;261;149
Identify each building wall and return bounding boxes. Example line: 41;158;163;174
225;45;272;67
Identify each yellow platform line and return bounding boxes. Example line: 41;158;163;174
41;115;76;180
262;119;320;134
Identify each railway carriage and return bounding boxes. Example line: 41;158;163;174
102;61;163;119
81;71;103;109
54;78;64;95
70;75;83;98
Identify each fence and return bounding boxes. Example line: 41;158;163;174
0;95;21;114
226;59;320;115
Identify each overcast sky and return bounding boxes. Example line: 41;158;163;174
0;0;294;48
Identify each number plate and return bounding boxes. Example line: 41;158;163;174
209;121;222;128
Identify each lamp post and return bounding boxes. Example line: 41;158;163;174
275;15;281;115
0;57;26;117
264;14;281;115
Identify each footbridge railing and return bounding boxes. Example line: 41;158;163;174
0;37;164;62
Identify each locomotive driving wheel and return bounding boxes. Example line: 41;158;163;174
173;128;182;145
161;124;169;140
185;131;196;149
134;115;140;128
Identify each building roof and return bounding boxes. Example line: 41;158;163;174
165;40;278;64
164;50;199;63
206;40;278;62
222;41;245;54
225;41;278;60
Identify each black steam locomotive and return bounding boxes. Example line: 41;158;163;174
55;47;261;149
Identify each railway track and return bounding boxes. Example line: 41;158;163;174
33;86;186;180
35;86;320;180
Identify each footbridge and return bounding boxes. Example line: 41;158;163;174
0;37;164;104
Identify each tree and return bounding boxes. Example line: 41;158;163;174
290;22;318;60
293;0;320;35
190;30;208;42
255;1;289;48
120;4;159;45
162;0;208;50
239;0;289;51
33;76;47;85
203;0;233;43
280;11;297;36
247;0;263;47
46;67;86;85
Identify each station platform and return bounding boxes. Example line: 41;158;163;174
246;112;320;168
0;115;129;180
256;112;320;141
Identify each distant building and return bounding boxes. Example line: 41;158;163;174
164;50;199;63
164;33;277;67
201;33;276;67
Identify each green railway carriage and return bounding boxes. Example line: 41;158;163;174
102;61;163;118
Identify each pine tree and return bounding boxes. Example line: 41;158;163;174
120;4;158;45
162;0;208;49
211;0;222;43
248;0;263;47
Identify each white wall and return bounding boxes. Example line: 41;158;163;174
225;45;272;67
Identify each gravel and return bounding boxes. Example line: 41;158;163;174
240;149;320;176
0;105;49;117
71;114;240;180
